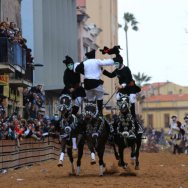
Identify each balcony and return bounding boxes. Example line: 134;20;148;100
0;37;27;72
9;70;32;88
0;37;33;86
0;37;15;73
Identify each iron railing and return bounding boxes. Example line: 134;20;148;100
0;37;33;83
0;37;26;70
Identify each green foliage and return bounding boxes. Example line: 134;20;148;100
133;72;152;87
123;12;139;32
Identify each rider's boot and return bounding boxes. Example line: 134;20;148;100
97;100;103;117
57;152;64;167
72;105;79;116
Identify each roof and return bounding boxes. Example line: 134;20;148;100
141;82;168;92
145;94;188;102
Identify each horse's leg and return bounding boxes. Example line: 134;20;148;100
112;143;119;160
57;138;66;167
67;146;76;175
87;136;96;165
98;146;105;176
135;136;142;170
130;144;136;165
76;135;85;176
118;146;127;169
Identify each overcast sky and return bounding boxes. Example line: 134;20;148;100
118;0;188;86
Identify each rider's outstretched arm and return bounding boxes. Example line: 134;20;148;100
103;69;116;78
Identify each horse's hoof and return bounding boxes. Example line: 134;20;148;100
90;159;96;165
123;164;128;169
57;161;63;167
135;165;140;170
69;172;76;176
131;157;136;165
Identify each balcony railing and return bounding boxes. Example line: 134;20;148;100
0;37;26;70
0;37;33;84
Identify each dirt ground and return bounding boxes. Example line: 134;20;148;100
0;150;188;188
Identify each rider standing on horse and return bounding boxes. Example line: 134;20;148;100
101;46;144;137
75;49;116;117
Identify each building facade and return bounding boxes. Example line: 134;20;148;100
141;82;188;131
0;0;32;116
84;0;118;112
0;0;21;27
33;0;78;116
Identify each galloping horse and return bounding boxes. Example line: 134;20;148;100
112;94;143;170
76;103;110;176
57;94;78;174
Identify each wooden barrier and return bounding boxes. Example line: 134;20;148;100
0;137;114;170
0;137;61;170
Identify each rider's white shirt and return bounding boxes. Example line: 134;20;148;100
83;59;114;80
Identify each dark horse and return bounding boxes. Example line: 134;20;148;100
57;94;82;175
76;103;110;176
57;94;92;175
112;94;143;170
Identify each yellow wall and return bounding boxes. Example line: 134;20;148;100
141;82;188;131
85;0;118;108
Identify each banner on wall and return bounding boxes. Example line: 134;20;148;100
0;75;9;86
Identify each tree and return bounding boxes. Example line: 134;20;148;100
123;13;139;67
133;72;152;87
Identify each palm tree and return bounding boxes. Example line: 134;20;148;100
133;72;152;87
123;13;139;67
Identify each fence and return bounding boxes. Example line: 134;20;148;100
0;138;60;170
0;138;115;171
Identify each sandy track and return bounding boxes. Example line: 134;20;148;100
0;151;188;188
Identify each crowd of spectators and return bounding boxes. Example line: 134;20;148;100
0;108;61;147
0;21;34;64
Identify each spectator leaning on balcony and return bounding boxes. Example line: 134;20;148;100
75;49;116;116
61;55;86;115
0;22;8;37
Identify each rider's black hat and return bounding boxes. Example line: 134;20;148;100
62;55;74;65
85;50;96;59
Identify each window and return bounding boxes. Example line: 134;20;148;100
0;85;3;95
164;113;170;128
168;91;173;95
147;114;153;128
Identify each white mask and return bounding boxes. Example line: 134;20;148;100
67;63;74;70
114;62;120;69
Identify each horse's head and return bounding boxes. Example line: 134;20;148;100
117;94;131;115
83;103;97;120
58;94;72;118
